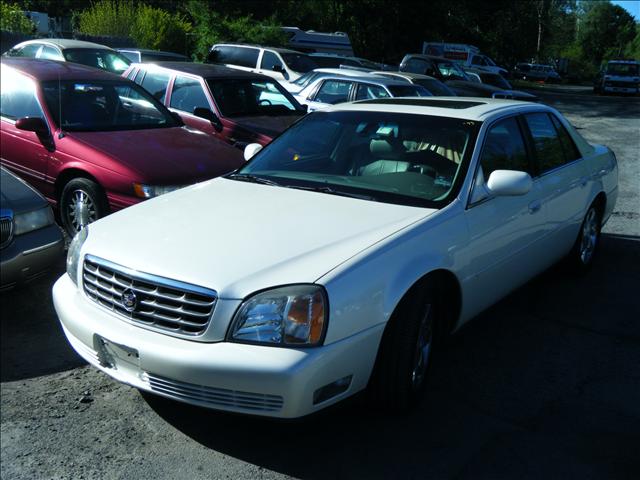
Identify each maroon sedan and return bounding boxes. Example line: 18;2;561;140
1;58;244;236
123;62;306;149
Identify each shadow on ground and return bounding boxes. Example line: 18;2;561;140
1;257;85;382
144;233;640;479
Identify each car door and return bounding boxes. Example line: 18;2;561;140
522;112;590;257
462;116;549;314
0;69;52;192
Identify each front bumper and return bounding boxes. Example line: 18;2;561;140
603;85;639;94
53;274;384;418
0;223;64;290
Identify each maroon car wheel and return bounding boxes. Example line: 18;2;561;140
60;178;109;237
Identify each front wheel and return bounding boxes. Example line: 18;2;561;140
567;203;602;273
367;281;440;412
60;178;109;237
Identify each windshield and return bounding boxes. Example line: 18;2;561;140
479;73;512;89
280;53;318;73
606;63;639;76
63;49;131;74
292;71;322;87
41;80;178;131
237;111;478;208
387;85;432;97
415;79;456;96
207;78;303;117
434;60;468;81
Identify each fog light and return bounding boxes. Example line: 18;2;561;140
313;375;352;405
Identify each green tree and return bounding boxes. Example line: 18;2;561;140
578;1;636;65
1;1;36;33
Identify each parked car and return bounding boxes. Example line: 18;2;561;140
0;58;244;236
53;97;618;418
463;67;526;93
294;72;431;111
309;53;382;70
282;67;392;93
207;44;318;82
422;42;508;77
124;62;306;148
593;60;640;95
1;167;63;291
3;39;131;74
400;54;537;101
513;63;561;83
373;71;457;96
117;48;190;64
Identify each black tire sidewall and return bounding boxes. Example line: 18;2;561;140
60;178;108;237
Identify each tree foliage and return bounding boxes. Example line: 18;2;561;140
578;1;636;65
1;1;36;33
76;0;192;53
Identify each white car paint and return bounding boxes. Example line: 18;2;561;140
53;98;618;418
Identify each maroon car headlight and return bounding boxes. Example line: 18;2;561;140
133;183;186;199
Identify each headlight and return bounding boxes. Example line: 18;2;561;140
229;285;327;346
13;206;54;235
66;226;88;286
133;183;185;199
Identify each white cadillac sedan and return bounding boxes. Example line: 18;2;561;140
53;98;618;418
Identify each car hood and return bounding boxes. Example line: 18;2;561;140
0;168;47;214
66;127;244;184
83;177;435;299
231;114;303;139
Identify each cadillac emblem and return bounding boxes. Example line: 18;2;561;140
121;288;138;312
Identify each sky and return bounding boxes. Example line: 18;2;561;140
611;0;640;19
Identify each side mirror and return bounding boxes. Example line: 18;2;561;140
193;107;223;131
15;117;49;135
272;64;284;73
243;143;263;161
486;170;532;196
169;111;184;126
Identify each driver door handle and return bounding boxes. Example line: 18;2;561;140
528;200;542;214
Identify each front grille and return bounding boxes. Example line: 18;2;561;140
146;373;284;412
83;255;217;336
0;212;13;248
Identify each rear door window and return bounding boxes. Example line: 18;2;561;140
524;113;568;174
140;70;171;103
39;45;64;60
170;76;210;113
354;83;390;100
549;114;581;163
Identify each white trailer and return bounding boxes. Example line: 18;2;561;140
282;27;354;56
422;42;507;76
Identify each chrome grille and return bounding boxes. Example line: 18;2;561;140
0;211;13;248
146;373;284;412
83;255;217;336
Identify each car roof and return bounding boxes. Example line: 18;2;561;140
373;71;439;81
133;62;272;80
327;97;550;121
1;58;125;81
118;48;186;56
306;73;421;88
312;68;378;77
212;43;304;55
14;38;113;50
402;53;453;62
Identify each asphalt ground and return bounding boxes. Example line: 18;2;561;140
1;90;639;480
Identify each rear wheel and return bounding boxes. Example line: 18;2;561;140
567;202;602;273
367;281;440;412
60;178;109;237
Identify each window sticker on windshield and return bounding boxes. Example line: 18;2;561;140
74;84;104;92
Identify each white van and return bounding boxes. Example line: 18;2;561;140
422;42;508;77
207;44;318;82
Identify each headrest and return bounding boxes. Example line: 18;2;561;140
370;139;403;160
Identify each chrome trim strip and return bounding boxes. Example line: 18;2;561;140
22;238;63;256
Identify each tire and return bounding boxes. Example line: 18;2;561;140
367;280;440;412
60;178;109;237
567;202;602;273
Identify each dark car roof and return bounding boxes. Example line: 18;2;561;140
2;58;124;82
135;62;273;81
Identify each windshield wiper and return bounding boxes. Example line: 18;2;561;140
226;173;281;186
288;185;376;201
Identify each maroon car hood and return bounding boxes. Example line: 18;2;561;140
232;115;302;139
68;127;243;184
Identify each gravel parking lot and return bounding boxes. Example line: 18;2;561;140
2;90;639;480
